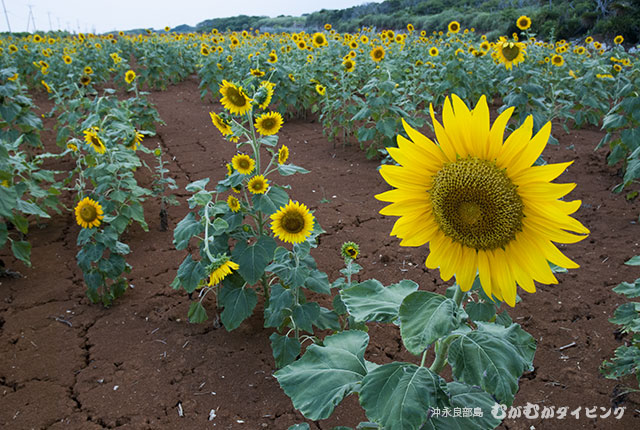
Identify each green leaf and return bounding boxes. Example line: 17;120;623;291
609;302;640;330
288;424;310;430
278;164;310;176
188;301;208;323
448;327;531;405
12;215;29;234
625;256;640;266
16;200;50;218
315;306;341;331
0;222;6;247
601;345;640;382
292;302;320;333
173;212;203;250
176;254;206;293
475;322;536;368
399;291;461;355
232;235;277;285
11;240;31;267
0;186;18;218
466;301;497;322
304;269;331;294
270;332;301;368
264;284;294;328
274;330;369;420
341;279;419;323
422;382;502;430
185;177;210;192
219;275;257;331
252;186;289;216
359;362;447;430
613;279;640;299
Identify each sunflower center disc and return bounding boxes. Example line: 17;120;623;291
262;118;275;130
228;89;247;107
501;45;520;61
80;205;97;222
282;212;305;234
430;156;524;250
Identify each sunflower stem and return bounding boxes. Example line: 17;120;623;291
419;349;428;367
452;284;465;308
429;335;456;374
203;202;215;263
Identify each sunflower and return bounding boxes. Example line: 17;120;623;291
614;35;624;45
312;32;328;48
370;45;385;62
315;84;326;96
208;258;239;286
200;45;210;56
251;68;265;77
231;154;255;174
448;21;460;34
343;58;356;72
125;130;144;150
125;70;136;83
268;51;278;63
254;111;284;136
257;81;275;109
407;23;414;32
219;80;253;116
341;241;360;260
8;44;18;53
297;40;307;50
210;111;233;136
429;46;439;57
84;66;93;75
278;145;289;164
551;54;564;67
516;15;531;30
83;128;106;154
247;175;269;194
63;55;72;64
376;95;588;306
493;38;527;70
270;200;315;244
227;195;241;212
585;36;594;44
8;73;18;81
80;74;91;86
75;197;104;229
41;80;52;93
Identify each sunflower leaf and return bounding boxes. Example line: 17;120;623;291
359;362;448;430
612;279;640;299
232;235;276;285
270;332;301;368
219;275;257;331
399;291;461;355
274;330;369;421
341;279;418;323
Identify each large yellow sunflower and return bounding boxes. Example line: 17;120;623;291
219;80;253;116
516;15;531;31
376;95;589;306
270;200;315;244
493;37;527;70
209;111;233;136
231;154;255;174
448;21;461;34
255;111;284;136
83;127;106;154
247;175;269;194
75;197;104;229
312;32;328;48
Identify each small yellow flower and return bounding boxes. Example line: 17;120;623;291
232;154;255;175
278;145;289;164
247;175;269;194
75;197;104;229
125;70;136;84
227;195;241;212
255;111;284;136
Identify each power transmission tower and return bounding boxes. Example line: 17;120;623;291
48;11;52;31
1;0;10;32
26;4;36;32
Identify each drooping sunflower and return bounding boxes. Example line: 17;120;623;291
41;80;52;93
516;15;531;31
370;45;385;62
209;111;233;136
278;145;289;165
551;54;564;67
231;154;255;175
227;195;241;212
270;200;315;244
376;95;589;306
75;197;104;229
124;130;144;150
257;81;275;110
448;21;460;34
83;127;106;154
315;84;326;96
219;80;253;115
80;74;91;86
251;68;265;77
255;111;284;136
125;70;136;84
493;37;527;70
208;258;239;286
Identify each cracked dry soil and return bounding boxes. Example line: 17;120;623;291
1;75;639;429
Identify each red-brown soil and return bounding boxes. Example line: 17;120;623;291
1;75;639;429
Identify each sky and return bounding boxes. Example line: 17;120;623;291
1;0;383;34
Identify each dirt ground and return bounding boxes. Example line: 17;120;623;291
1;75;639;429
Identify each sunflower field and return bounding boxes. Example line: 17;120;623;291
0;15;639;429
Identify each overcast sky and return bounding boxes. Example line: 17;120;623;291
1;0;383;34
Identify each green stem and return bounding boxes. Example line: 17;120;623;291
429;335;456;374
203;202;215;262
452;284;465;307
419;349;428;368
